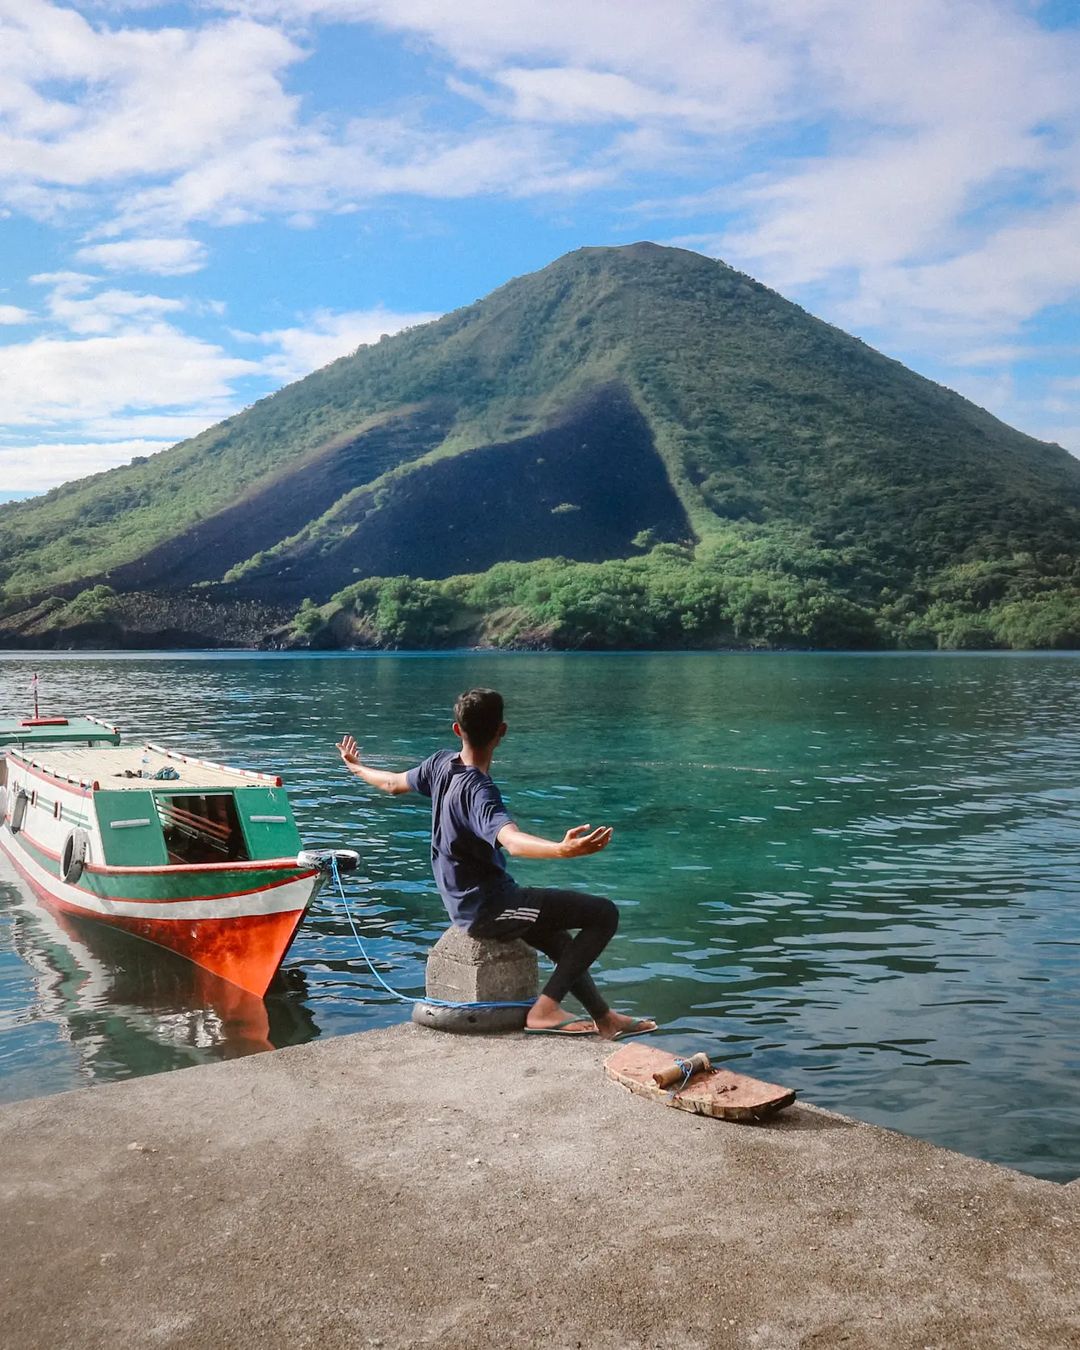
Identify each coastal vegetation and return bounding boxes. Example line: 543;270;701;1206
294;540;1080;652
2;243;1079;649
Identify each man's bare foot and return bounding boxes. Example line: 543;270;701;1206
595;1011;658;1041
525;995;595;1034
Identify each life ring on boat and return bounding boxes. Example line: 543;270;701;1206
9;789;28;835
61;829;90;885
296;847;361;875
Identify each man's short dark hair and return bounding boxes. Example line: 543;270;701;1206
454;688;504;747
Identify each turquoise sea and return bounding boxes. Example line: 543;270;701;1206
1;651;1078;1182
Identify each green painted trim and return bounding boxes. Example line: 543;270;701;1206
77;864;305;903
235;786;303;859
8;829;304;901
94;789;169;866
12;831;61;880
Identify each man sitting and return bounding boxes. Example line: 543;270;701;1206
338;687;655;1039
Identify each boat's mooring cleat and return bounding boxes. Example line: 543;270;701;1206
297;848;361;876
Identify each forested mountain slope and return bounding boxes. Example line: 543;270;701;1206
2;243;1078;649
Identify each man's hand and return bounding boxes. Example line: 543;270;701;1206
497;821;613;859
337;733;362;768
559;824;613;857
336;735;412;795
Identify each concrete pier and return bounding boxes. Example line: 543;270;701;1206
1;1025;1078;1349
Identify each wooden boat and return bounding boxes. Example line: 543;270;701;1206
0;713;337;996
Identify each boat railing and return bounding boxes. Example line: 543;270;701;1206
83;714;121;737
6;749;99;793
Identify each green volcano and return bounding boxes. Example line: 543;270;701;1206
2;243;1078;650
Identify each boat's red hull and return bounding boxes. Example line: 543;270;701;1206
1;835;317;997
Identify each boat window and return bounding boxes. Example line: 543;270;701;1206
155;794;250;864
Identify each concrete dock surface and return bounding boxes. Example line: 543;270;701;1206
2;1024;1078;1350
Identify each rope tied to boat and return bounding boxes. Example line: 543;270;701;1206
326;854;534;1011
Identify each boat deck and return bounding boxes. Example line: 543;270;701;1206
10;744;278;792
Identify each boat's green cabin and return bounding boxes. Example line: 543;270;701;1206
3;729;302;867
95;785;302;867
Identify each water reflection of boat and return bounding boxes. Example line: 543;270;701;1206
2;870;320;1084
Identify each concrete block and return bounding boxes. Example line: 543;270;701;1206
410;926;538;1034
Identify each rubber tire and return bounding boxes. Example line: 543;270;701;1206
62;829;89;885
10;789;28;835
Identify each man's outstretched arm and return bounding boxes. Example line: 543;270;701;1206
337;734;412;796
497;821;613;860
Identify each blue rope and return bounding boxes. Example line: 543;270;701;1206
328;856;534;1010
667;1056;696;1100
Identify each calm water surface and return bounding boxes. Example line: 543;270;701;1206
1;651;1078;1182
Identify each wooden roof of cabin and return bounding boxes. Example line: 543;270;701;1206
9;744;281;792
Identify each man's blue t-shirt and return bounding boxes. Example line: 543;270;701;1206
406;750;516;927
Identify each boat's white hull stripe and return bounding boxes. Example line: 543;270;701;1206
0;827;317;921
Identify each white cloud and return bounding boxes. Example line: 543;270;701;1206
87;412;230;441
0;327;258;426
0;280;439;489
220;2;1080;320
706;124;1046;289
663;4;1080;347
828;202;1080;345
75;237;208;275
0;0;612;232
29;271;187;336
2;0;1079;475
0;5;302;189
0;312;255;489
111;122;609;232
235;0;789;113
950;345;1041;368
5;0;1077;293
0;304;31;323
454;60;779;132
0;438;177;493
250;305;440;381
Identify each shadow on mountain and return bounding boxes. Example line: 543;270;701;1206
109;403;454;590
227;385;691;603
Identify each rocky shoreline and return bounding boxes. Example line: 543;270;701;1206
0;588;725;652
0;591;294;651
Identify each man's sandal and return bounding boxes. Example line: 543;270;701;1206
523;1017;597;1037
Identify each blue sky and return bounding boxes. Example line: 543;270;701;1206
2;0;1079;500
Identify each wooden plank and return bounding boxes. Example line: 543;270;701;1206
605;1044;796;1122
